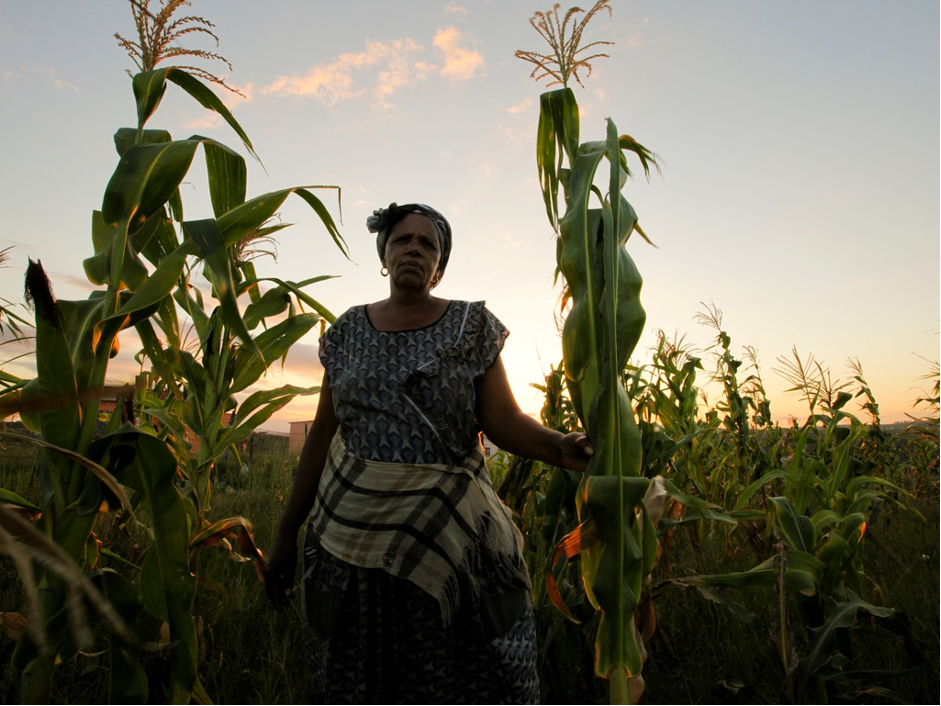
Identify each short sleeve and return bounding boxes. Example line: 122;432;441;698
474;305;509;373
318;307;352;384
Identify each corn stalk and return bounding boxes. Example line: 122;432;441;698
536;83;661;703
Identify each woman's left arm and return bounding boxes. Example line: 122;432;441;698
475;355;592;472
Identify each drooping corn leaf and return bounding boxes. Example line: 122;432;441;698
537;89;580;231
1;430;137;522
546;518;601;622
165;68;258;163
190;516;266;580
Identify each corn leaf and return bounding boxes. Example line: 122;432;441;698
114;127;172;157
537;88;580;230
165;68;258;163
292;187;348;258
102;139;201;229
184;218;262;361
770;496;817;553
202;138;247;217
88;430;199;704
24;261;81;466
131;70;168;131
229;313;319;394
110;246;190;320
1;429;137;522
190;516;266;580
803;593;894;684
0;487;40;513
240;275;338;325
547;518;601;622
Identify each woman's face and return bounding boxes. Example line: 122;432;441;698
383;213;442;290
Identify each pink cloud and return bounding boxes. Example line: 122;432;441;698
433;26;483;83
263;39;428;107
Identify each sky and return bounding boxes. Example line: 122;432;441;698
1;0;938;433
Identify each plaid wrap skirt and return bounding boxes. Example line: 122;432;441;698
302;524;540;704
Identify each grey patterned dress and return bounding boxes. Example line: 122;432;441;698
302;300;540;704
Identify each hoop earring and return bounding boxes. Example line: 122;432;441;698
380;266;389;277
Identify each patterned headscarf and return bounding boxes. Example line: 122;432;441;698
367;203;452;276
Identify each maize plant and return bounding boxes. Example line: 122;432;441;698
675;392;924;702
542;87;662;706
518;3;665;699
0;3;346;702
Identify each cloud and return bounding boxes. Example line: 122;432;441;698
498;231;525;252
624;33;646;51
3;66;78;91
433;26;483;83
274;341;324;379
444;4;469;16
52;78;78;92
183;113;224;131
44;271;101;295
263;39;428;107
498;125;533;146
506;98;533;115
621;17;652;51
0;325;34;355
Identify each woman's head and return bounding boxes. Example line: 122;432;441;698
367;203;452;284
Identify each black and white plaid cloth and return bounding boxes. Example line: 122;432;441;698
308;434;531;625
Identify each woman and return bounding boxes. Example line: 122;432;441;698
264;202;592;704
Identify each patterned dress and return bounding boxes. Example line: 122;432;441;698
303;300;539;704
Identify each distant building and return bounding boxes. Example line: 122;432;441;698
289;420;312;455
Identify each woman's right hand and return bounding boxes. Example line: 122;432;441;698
560;432;593;472
263;533;298;611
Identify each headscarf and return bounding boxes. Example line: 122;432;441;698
366;202;452;277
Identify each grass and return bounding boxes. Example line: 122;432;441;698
1;430;938;704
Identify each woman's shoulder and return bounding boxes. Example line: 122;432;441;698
457;300;502;324
442;301;507;354
335;304;369;324
446;300;506;331
447;299;491;317
321;304;367;340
